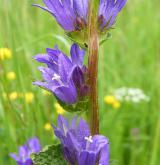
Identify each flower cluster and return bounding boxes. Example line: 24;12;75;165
10;137;41;165
19;0;127;164
53;115;109;165
113;87;150;103
34;0;127;32
33;43;88;105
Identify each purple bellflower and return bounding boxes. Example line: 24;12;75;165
33;0;127;32
53;115;109;165
33;44;88;105
98;0;127;30
10;137;41;165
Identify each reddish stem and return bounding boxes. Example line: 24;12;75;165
88;0;99;135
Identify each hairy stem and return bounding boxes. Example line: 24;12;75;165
88;0;99;135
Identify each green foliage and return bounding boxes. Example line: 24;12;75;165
66;30;112;49
31;144;67;165
57;96;89;113
99;32;112;45
66;30;88;50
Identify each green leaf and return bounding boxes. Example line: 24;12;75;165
31;144;67;165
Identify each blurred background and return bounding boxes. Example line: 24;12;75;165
0;0;160;164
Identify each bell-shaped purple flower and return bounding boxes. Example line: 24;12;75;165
10;137;41;165
98;0;127;30
33;0;88;31
33;44;88;104
33;0;126;32
52;115;109;165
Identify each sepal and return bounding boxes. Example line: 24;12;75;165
56;96;89;113
66;30;88;50
100;32;112;45
66;30;112;49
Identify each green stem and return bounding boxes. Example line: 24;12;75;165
87;0;99;135
150;118;160;165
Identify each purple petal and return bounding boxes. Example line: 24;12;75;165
28;137;41;153
88;135;109;154
18;145;30;159
10;153;20;162
54;82;77;104
99;0;114;28
46;48;59;63
70;116;78;130
76;118;90;149
62;132;81;163
116;0;127;11
57;115;69;135
73;0;89;21
23;159;33;165
106;12;118;28
37;66;61;89
58;53;73;83
78;151;96;165
70;44;85;66
71;66;84;88
37;67;62;88
33;81;51;90
99;144;110;165
43;0;76;31
54;129;66;145
34;54;58;73
38;67;55;82
32;4;53;14
63;146;77;165
66;131;80;153
99;0;127;29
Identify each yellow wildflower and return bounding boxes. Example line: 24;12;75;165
4;48;12;59
24;92;34;103
6;71;16;80
113;100;121;109
104;95;116;104
9;92;18;100
104;95;121;109
0;48;12;60
54;103;65;114
44;123;52;131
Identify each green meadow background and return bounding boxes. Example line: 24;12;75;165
0;0;160;164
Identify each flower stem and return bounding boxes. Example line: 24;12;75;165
150;118;160;165
87;0;99;135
